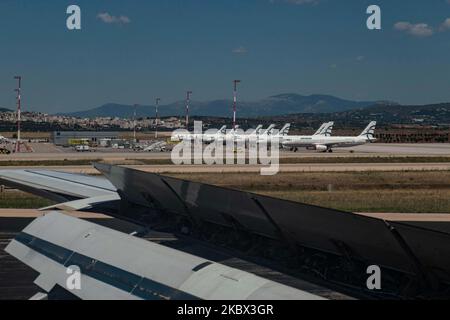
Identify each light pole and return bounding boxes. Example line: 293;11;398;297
155;98;160;138
185;91;192;129
14;76;22;153
232;80;241;130
133;104;137;142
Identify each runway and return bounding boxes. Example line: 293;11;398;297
0;143;449;161
346;143;450;155
1;162;449;174
2;209;450;222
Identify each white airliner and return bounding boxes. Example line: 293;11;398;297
230;124;264;143
282;121;376;152
257;123;291;143
247;124;263;138
171;125;226;142
281;122;333;151
203;125;227;143
260;124;275;137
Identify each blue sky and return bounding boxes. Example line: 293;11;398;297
0;0;449;113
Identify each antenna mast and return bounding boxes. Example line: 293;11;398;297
14;76;22;153
232;80;241;130
185;91;192;129
155;98;160;138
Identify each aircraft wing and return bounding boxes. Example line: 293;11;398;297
3;164;450;299
39;194;121;211
5;211;324;300
0;169;116;202
0;169;119;214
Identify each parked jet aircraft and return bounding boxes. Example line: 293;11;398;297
282;121;376;152
280;122;333;151
245;124;263;138
257;123;291;143
260;124;275;137
171;125;227;142
229;124;264;143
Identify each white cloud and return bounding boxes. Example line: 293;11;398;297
270;0;319;5
440;18;450;31
97;12;131;25
285;0;318;4
394;21;433;37
232;46;248;54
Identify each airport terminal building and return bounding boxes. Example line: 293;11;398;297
51;131;119;146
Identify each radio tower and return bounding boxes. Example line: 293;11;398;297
14;76;22;153
155;98;160;139
232;80;241;130
185;91;192;129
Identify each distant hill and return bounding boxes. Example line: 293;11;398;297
0;107;13;113
333;103;450;124
60;94;389;118
268;103;450;126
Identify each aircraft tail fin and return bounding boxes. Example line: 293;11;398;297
322;121;333;136
359;121;377;142
267;125;277;135
218;125;227;135
314;122;333;136
358;121;376;139
313;123;326;136
263;124;275;135
279;123;291;136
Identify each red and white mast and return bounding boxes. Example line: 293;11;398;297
14;76;22;153
133;104;137;142
185;91;192;129
155;98;160;138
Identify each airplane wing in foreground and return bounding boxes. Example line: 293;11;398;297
0;169;118;212
2;164;450;299
6;211;324;300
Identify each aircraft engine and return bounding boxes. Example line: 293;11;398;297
306;144;328;152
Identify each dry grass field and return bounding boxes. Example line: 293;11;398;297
0;132;51;139
168;171;450;213
0;165;449;213
2;156;450;167
0;190;53;208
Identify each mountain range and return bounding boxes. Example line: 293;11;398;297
60;94;396;119
266;102;450;126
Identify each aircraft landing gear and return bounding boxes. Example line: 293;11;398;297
327;149;333;153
